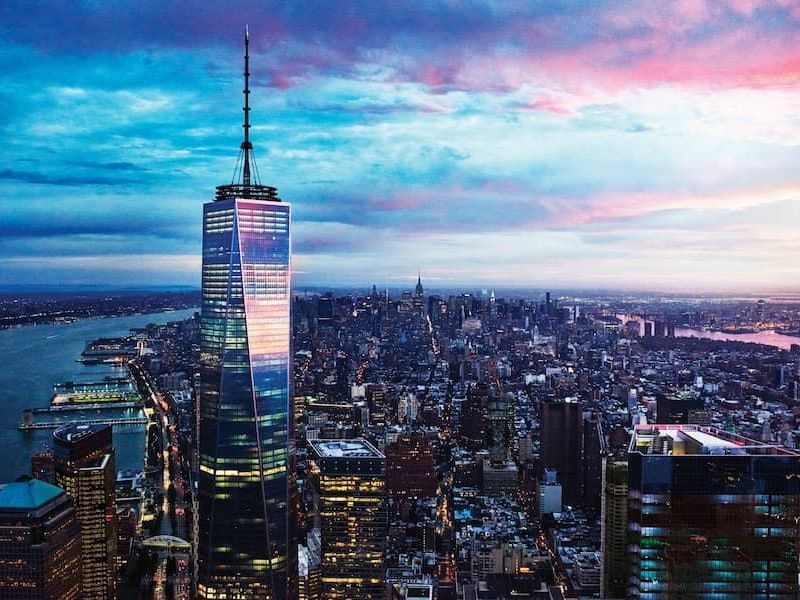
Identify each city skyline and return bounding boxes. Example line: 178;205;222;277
1;1;800;292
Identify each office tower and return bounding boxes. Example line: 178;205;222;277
600;456;628;600
538;469;562;516
52;424;117;599
317;293;334;326
486;391;514;461
366;384;387;427
308;440;387;600
0;479;82;599
385;432;437;499
31;447;55;484
626;425;800;598
653;319;666;337
643;321;653;337
197;29;295;599
459;382;489;450
581;414;603;512
540;399;582;506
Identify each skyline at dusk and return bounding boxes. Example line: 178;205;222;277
2;1;800;291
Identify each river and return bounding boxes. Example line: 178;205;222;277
618;314;800;351
0;309;197;483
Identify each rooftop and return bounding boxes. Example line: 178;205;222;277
53;423;109;444
310;439;383;459
0;479;64;510
630;424;800;457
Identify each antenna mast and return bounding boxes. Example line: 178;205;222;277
242;25;252;188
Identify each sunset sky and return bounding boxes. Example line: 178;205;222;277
1;1;799;291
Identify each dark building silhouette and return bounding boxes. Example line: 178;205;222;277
317;293;334;326
52;424;116;599
460;383;489;450
540;399;582;506
0;478;82;599
581;414;603;512
385;432;437;499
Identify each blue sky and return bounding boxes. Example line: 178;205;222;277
1;1;799;291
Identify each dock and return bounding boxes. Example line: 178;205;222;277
19;416;148;430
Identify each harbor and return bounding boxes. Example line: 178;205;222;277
0;309;196;482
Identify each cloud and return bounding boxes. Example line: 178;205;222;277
0;169;139;186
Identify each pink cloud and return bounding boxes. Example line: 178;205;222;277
518;95;578;117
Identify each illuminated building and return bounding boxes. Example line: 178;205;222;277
197;29;295;599
486;392;514;461
600;456;628;599
308;440;387;599
385;432;437;499
0;479;81;599
626;425;800;598
52;424;116;599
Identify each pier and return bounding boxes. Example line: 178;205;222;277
19;416;147;430
31;401;140;413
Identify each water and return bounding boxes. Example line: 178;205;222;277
618;314;800;350
674;327;800;351
0;309;196;483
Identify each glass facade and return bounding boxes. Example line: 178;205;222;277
627;428;800;599
197;197;295;599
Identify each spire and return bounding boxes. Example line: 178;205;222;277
415;272;424;296
215;26;280;202
242;25;252;187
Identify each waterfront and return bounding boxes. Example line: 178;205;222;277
675;327;800;350
618;314;800;351
0;309;196;482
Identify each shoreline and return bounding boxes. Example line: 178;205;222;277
0;306;199;332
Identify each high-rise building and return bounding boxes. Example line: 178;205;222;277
581;413;603;512
30;447;55;484
0;478;82;599
600;456;628;599
459;383;489;450
626;424;800;598
52;424;117;599
196;29;295;600
308;440;387;599
385;432;437;499
540;399;582;506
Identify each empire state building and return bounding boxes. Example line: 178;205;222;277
196;28;296;599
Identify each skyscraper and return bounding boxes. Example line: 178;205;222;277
626;424;800;598
196;28;295;599
308;440;387;600
52;424;117;599
0;479;82;599
540;399;582;506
